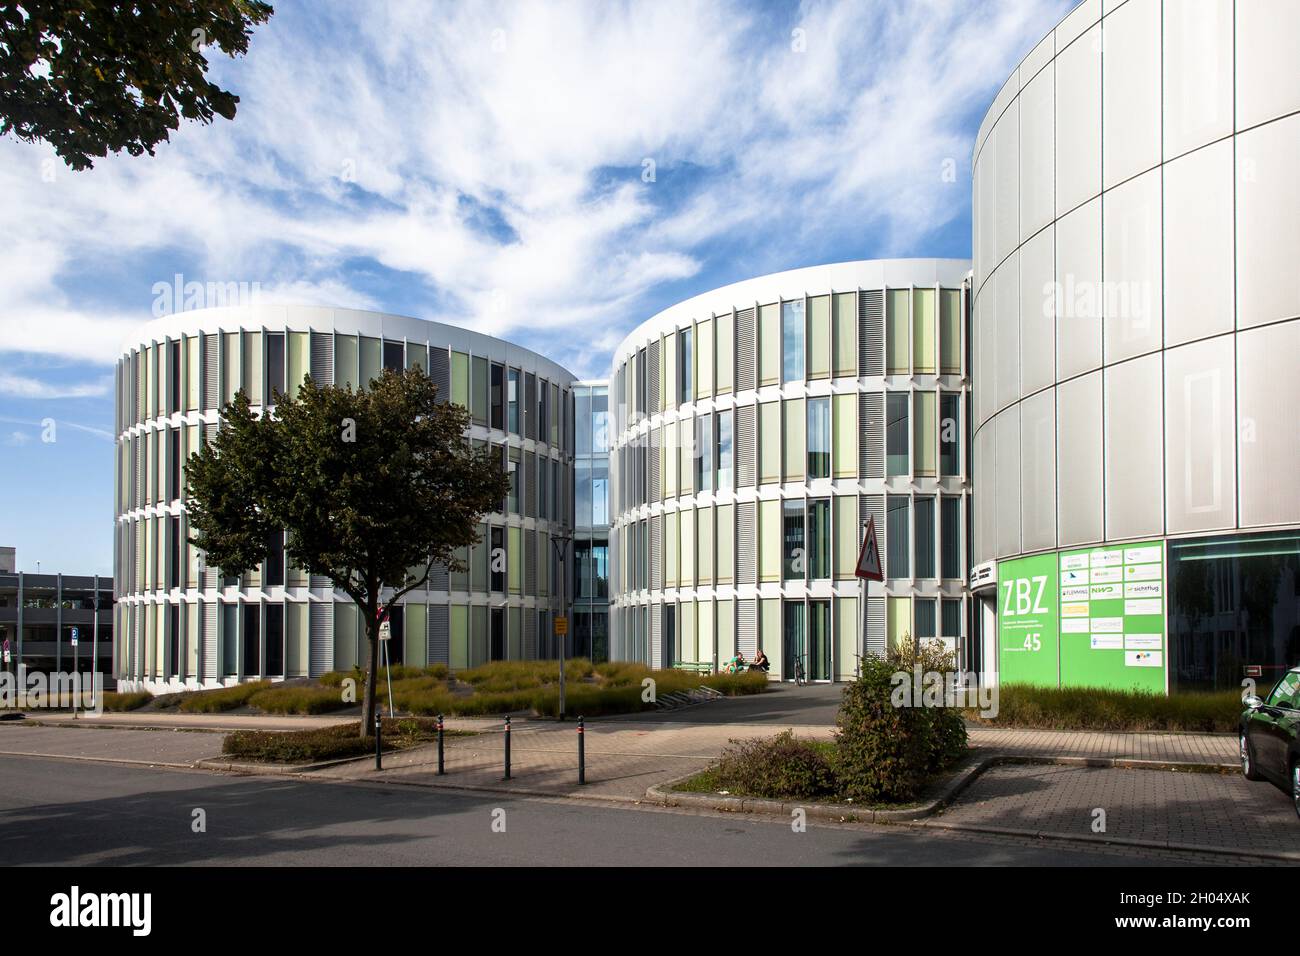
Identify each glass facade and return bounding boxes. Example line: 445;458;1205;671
572;382;610;662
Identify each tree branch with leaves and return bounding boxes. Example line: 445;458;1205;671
186;366;509;736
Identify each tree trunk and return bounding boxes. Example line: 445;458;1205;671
361;611;380;739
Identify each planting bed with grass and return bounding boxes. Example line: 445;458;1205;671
113;658;769;720
965;683;1241;733
221;717;474;764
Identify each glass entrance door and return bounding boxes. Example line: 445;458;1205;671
808;599;831;681
782;601;805;681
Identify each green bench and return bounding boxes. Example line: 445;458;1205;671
671;660;714;675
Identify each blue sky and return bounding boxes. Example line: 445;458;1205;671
0;0;1070;575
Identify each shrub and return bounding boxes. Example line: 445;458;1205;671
221;717;466;763
101;691;151;712
834;643;968;804
713;731;837;800
178;681;271;713
701;671;770;696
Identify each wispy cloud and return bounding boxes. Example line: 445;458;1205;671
0;371;112;399
0;0;1068;379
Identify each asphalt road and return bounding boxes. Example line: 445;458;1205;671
0;755;1221;867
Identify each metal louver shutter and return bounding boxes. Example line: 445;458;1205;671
525;451;537;518
310;574;331;589
859;289;884;376
648;427;661;504
736;501;757;585
429;346;450;403
736;307;756;392
525;529;537;596
310;332;334;386
650;514;663;590
428;605;449;664
429;561;449;592
736;404;756;487
650;603;662;670
647;340;660;413
309;601;332;677
866;596;886;658
203;333;219;410
737;599;758;658
860;392;884;478
202;600;218;681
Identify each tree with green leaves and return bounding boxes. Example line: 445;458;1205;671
0;0;273;170
185;367;509;736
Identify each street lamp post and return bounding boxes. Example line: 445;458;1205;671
550;533;571;720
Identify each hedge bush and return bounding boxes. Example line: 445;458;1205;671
246;685;353;715
177;681;271;713
713;730;837;800
101;691;152;712
834;642;968;803
222;718;460;763
975;683;1241;733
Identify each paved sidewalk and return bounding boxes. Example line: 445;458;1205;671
924;762;1299;859
0;724;225;766
966;726;1236;766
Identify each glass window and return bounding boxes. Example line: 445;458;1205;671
576;389;592;455
807;397;830;479
914;495;935;578
360;336;383;389
808;498;830;580
694;413;713;492
913;288;936;373
886;392;909;476
782;499;805;581
576;460;593;526
782;300;805;382
887;496;910;578
759;303;780;386
941;496;961;579
759;401;781;484
592;387;608;452
914;390;937;477
696;318;713;400
471;356;488;426
716;504;734;585
678;327;693;404
808;295;831;379
490;527;505;593
940;392;960;476
715;314;733;394
242;333;263;405
886;289;910;373
783;600;806;680
759;499;781;583
783;398;805;482
450;351;469;408
915;598;936;639
383;340;403;372
940;289;962;374
490;363;504;431
266;333;285;401
942;598;962;639
591;461;608;526
508;368;519;434
716;410;733;491
832;292;857;377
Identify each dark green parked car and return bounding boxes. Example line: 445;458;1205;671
1240;666;1300;819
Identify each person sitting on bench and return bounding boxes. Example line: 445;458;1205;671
750;649;770;672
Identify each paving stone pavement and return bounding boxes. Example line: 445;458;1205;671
965;726;1237;765
0;724;225;765
927;763;1300;857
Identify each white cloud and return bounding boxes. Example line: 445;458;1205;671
0;0;1067;378
0;372;112;400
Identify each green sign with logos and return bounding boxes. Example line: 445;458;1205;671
997;552;1059;687
1057;540;1166;693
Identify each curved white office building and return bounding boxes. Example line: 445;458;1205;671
970;0;1300;692
113;305;577;692
608;259;972;680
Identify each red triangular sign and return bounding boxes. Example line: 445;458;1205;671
855;514;883;581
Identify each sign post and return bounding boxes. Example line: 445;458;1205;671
854;515;884;672
377;605;394;718
71;626;79;717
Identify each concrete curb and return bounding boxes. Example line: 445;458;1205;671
0;749;201;771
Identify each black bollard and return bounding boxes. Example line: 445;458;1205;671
578;716;585;785
503;715;512;780
374;713;382;771
436;713;445;775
